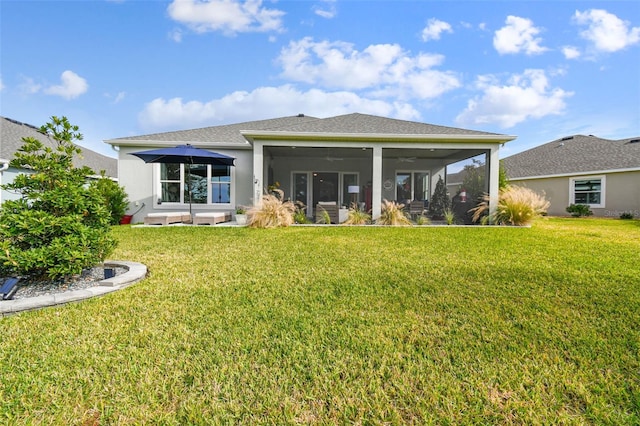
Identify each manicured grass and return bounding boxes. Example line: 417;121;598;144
1;218;639;424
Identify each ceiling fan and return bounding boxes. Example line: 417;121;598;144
398;157;416;163
325;148;344;162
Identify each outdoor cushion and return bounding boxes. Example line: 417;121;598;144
143;212;191;225
193;212;232;225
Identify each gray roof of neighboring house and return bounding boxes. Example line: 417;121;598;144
106;113;506;146
503;134;640;179
1;116;117;178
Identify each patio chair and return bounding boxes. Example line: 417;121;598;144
409;200;425;219
316;202;339;224
1;277;20;301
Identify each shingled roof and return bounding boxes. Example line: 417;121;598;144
1;116;117;178
503;134;640;179
106;113;507;146
107;115;319;145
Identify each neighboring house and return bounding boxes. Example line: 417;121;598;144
105;113;515;221
1;116;118;204
502;134;640;217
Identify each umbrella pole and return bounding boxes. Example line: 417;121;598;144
187;165;193;223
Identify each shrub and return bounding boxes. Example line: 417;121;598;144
376;200;412;226
415;215;431;226
293;202;312;224
620;212;634;220
472;186;550;226
566;204;593;217
90;172;129;225
443;208;456;225
316;209;331;225
247;189;295;228
0;116;115;279
429;175;450;219
343;204;371;225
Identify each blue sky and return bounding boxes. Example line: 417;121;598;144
2;0;639;160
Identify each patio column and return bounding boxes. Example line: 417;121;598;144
253;141;264;206
371;146;382;220
488;146;499;222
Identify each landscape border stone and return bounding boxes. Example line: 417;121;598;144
0;260;147;316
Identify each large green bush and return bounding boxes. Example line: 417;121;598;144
90;172;129;225
0;116;116;279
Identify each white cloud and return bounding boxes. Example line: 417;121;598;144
493;16;548;55
169;28;183;42
421;18;453;41
167;0;285;36
138;85;420;131
105;91;126;104
0;76;4;91
456;69;573;128
44;70;88;99
562;46;581;59
313;0;336;19
19;76;42;95
277;37;461;100
574;9;640;52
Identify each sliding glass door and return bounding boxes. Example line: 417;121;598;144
396;171;430;203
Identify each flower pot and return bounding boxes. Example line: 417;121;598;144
235;214;247;225
120;215;133;225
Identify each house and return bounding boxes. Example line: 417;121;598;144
105;113;515;221
1;116;118;204
502;134;640;218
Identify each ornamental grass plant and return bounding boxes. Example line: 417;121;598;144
247;189;295;228
376;199;412;226
472;185;550;226
342;204;371;225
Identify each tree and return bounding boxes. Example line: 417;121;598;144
462;159;509;204
0;116;116;279
428;175;450;219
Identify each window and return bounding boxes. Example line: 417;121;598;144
160;163;232;205
396;171;430;203
342;173;358;206
570;176;605;208
160;163;181;203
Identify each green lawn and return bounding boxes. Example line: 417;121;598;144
1;218;639;424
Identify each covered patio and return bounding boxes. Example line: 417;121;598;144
242;124;514;220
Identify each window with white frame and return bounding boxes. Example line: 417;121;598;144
159;163;232;205
570;176;605;208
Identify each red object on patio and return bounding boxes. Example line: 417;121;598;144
120;215;133;225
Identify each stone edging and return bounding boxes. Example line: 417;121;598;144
0;260;147;316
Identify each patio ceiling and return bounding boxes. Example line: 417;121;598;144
265;146;487;163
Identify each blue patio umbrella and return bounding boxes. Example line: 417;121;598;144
130;144;235;220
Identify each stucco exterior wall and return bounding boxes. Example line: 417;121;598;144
513;170;640;218
0;168;22;204
117;146;253;222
